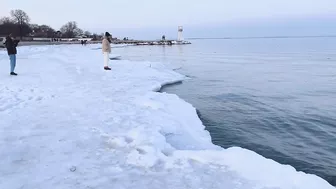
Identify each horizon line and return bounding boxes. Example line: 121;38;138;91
186;35;336;40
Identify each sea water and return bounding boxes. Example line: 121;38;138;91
116;37;336;186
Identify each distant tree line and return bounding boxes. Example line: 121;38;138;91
0;9;101;40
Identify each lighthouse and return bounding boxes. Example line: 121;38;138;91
177;26;183;42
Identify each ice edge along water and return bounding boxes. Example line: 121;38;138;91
0;44;334;189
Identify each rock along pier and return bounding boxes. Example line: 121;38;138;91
111;39;191;46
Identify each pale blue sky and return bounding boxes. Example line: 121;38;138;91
1;0;336;39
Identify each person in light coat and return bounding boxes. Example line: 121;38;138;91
102;32;112;70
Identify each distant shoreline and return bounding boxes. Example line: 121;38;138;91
0;41;101;48
1;39;191;48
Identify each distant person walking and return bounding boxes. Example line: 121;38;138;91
5;34;20;76
102;32;112;70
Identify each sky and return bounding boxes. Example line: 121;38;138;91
1;0;336;39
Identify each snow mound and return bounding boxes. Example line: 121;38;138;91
0;44;333;189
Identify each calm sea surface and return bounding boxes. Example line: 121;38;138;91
115;38;336;186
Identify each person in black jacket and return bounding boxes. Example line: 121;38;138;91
5;34;20;76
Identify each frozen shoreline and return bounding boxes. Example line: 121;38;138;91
0;44;334;189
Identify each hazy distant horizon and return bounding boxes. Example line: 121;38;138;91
186;35;336;40
1;0;336;40
104;15;336;40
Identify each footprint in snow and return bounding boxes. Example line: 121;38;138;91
136;148;147;155
124;136;134;144
70;166;76;172
36;96;43;101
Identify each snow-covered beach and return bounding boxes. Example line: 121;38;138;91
0;44;334;189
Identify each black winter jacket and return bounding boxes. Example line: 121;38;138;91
5;36;20;55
